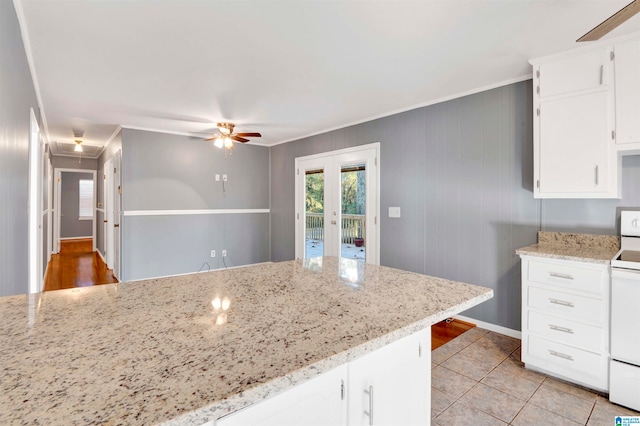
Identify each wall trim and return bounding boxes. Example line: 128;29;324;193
96;248;106;265
60;236;93;241
123;208;270;217
126;261;273;283
455;315;522;340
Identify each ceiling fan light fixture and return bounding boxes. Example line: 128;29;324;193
224;137;233;149
74;140;83;152
214;138;224;149
217;122;234;135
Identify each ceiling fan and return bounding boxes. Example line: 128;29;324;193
578;0;640;42
204;122;262;151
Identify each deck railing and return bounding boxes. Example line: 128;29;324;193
305;213;366;245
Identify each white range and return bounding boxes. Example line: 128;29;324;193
610;210;640;411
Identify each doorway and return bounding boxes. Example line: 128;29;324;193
295;143;379;264
53;169;97;254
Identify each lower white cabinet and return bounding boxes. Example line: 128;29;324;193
215;328;431;426
348;328;430;426
520;255;610;392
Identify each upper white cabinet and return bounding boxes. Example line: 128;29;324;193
614;40;640;149
532;47;618;198
538;49;611;97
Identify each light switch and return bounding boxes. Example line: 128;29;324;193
215;174;220;181
389;207;401;218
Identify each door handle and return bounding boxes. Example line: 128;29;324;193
114;224;120;228
104;220;108;223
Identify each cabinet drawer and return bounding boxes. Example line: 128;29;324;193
528;286;604;325
527;310;604;353
525;335;607;391
527;260;606;295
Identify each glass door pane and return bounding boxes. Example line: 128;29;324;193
339;163;366;262
304;169;325;258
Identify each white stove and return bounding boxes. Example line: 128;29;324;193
610;210;640;411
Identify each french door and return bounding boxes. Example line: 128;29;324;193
295;144;379;264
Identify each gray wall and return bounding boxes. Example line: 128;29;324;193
270;80;640;331
60;172;93;239
0;1;41;297
271;81;540;331
120;129;270;281
51;155;97;171
96;130;122;258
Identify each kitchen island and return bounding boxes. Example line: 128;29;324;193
0;257;492;425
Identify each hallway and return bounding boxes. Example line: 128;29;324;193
43;239;118;291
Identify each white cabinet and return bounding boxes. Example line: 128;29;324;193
215;365;348;426
532;47;618;198
538;48;611;97
348;328;430;426
520;255;610;392
215;328;431;426
614;40;640;150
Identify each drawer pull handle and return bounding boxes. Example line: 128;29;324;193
549;298;574;308
364;385;374;426
549;350;574;361
549;324;574;334
549;272;574;280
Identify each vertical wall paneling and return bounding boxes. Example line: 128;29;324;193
270;81;540;330
119;129;270;281
0;0;41;297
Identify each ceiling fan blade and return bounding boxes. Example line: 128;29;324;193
204;135;221;141
578;0;640;42
231;135;250;143
235;132;262;138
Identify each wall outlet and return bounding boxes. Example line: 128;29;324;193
222;174;228;182
210;250;216;258
388;207;401;218
222;249;227;257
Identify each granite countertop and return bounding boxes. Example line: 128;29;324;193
516;231;620;264
0;257;493;426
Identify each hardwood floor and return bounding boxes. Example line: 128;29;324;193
431;318;475;350
43;238;118;291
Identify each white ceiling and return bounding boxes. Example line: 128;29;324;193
16;0;640;152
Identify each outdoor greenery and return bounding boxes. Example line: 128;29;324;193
305;169;365;215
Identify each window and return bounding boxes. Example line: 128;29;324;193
79;179;94;220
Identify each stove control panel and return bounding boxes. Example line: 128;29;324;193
621;211;640;237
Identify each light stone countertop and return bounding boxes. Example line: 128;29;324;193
516;231;620;264
0;257;493;426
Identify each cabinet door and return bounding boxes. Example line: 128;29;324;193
538;48;610;97
537;90;613;195
215;365;348;426
348;329;430;426
614;40;640;146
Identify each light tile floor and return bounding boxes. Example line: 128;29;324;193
432;328;640;425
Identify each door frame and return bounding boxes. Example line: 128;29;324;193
28;108;44;294
294;143;380;264
53;168;98;254
103;150;122;280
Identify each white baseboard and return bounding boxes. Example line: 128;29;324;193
455;315;522;340
96;249;106;264
125;261;274;283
